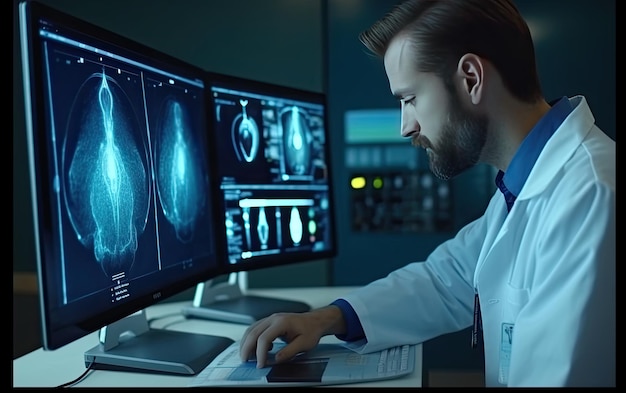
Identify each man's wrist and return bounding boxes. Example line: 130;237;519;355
312;305;346;337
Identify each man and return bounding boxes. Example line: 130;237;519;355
239;0;615;387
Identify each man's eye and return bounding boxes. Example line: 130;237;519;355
401;97;415;105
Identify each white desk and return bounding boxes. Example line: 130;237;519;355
12;286;422;387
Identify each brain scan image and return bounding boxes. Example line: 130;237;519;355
154;98;207;244
62;71;150;277
231;99;260;163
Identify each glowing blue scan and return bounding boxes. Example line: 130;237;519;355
63;71;150;277
257;206;269;248
281;106;311;176
232;99;259;163
242;206;251;249
308;207;317;238
275;208;283;248
154;98;206;243
289;206;303;245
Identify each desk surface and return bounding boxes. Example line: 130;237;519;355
12;286;422;388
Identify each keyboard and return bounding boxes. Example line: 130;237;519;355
377;344;410;375
190;341;416;387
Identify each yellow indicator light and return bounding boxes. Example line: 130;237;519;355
351;176;366;189
372;177;383;189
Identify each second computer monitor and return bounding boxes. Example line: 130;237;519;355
208;73;337;272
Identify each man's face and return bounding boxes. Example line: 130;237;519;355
384;35;487;180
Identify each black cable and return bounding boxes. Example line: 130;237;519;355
54;312;186;387
57;358;95;388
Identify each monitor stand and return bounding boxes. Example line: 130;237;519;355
181;272;311;324
84;309;233;375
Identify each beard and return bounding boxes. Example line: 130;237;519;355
414;92;488;180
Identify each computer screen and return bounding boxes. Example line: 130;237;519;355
183;72;338;324
18;0;233;374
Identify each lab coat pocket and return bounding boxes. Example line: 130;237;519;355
502;286;529;323
499;286;529;385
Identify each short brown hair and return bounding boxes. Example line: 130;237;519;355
360;0;542;103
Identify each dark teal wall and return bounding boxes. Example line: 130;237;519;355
520;0;615;138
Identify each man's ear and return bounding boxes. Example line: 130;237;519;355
456;53;484;105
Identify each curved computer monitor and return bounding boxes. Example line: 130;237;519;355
18;0;232;375
183;72;338;324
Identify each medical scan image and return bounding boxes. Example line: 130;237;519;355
280;105;312;176
256;206;269;247
233;202;309;259
232;99;260;163
153;97;207;244
62;71;150;277
288;206;304;245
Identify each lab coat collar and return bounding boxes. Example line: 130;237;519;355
514;95;595;201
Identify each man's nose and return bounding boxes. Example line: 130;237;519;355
400;106;419;138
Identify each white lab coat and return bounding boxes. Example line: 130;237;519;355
340;96;615;387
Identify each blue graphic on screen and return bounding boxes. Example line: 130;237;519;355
281;105;312;176
154;98;207;244
42;32;213;305
63;70;149;278
232;99;259;163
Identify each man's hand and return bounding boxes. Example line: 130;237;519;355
239;305;346;368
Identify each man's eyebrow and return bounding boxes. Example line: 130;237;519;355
392;88;415;102
395;94;414;103
392;93;404;101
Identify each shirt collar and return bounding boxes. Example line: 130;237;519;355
496;96;573;198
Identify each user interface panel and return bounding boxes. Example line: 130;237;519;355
209;75;336;269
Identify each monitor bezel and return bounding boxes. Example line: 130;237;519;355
19;0;227;351
205;71;338;275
